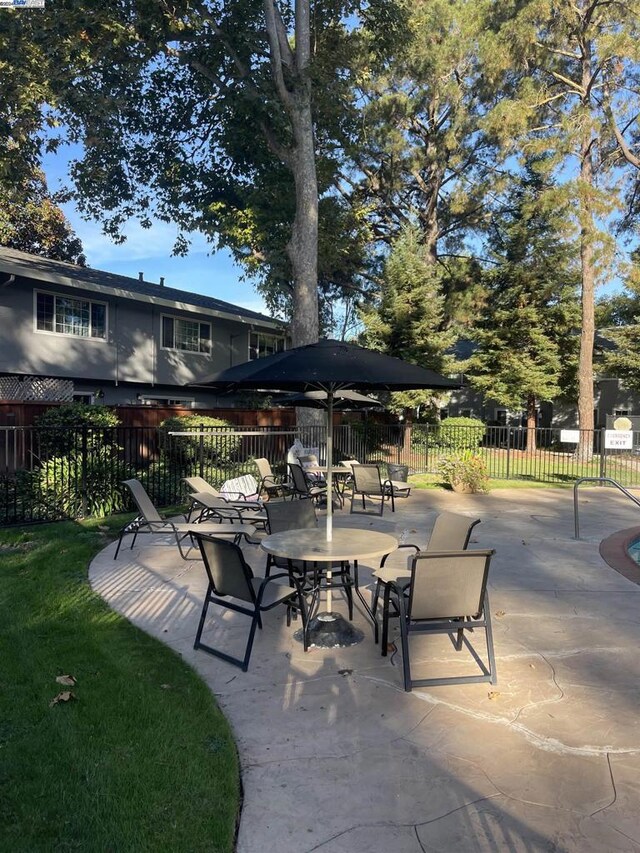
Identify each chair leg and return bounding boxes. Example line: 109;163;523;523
296;589;309;652
397;589;412;692
381;583;392;656
114;530;125;559
194;590;212;650
484;595;497;685
241;610;261;672
371;578;382;621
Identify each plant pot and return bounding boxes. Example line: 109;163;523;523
451;481;475;494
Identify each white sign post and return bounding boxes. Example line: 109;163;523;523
604;430;633;450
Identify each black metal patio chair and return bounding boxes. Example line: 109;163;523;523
193;533;308;671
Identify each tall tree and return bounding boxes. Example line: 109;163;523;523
360;223;456;417
486;0;640;457
0;170;85;264
350;0;500;271
1;0;365;346
465;166;580;451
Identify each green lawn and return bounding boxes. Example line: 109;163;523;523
0;515;239;852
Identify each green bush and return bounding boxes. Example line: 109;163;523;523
436;450;489;493
33;404;121;457
35;447;134;518
435;417;485;451
159;415;241;466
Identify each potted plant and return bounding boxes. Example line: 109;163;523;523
437;450;489;494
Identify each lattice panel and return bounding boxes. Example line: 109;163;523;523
0;375;75;401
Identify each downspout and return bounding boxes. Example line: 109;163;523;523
0;275;15;288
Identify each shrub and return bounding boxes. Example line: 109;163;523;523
35;447;134;518
435;417;485;451
436;450;489;493
33;404;121;457
159;415;241;466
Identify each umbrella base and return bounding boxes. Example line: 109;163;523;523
294;612;364;648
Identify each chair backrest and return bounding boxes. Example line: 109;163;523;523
408;549;494;621
123;479;163;523
427;512;481;552
351;464;383;495
254;458;273;480
288;462;310;495
183;476;217;495
195;534;254;602
266;499;317;534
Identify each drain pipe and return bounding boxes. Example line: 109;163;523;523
1;274;15;288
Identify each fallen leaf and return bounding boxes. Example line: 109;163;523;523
529;664;536;669
488;691;501;700
49;691;75;707
55;675;76;686
338;669;353;677
522;540;527;545
495;610;506;618
160;683;171;690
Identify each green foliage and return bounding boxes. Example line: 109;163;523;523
35;447;133;518
33;404;121;457
159;415;240;466
436;417;485;450
465;163;580;409
0;170;85;263
437;450;489;493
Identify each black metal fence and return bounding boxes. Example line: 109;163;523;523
1;422;639;525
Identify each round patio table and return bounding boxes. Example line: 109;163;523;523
261;527;398;647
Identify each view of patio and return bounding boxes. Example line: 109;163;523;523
90;485;640;852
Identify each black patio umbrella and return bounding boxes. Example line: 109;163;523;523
194;338;459;541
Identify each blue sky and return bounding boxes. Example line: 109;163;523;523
41;147;270;316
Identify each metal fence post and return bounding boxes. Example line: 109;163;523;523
199;424;205;478
81;425;88;518
599;427;606;481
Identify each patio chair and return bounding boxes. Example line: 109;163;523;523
254;458;294;500
182;475;263;508
186;493;268;530
193;533;308;671
350;464;395;515
372;512;481;654
288;462;330;504
114;479;255;560
264;500;353;619
393;549;496;691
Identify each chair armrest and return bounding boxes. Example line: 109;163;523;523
255;572;303;606
380;543;419;567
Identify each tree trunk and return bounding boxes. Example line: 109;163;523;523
287;97;319;348
526;393;537;453
576;39;596;462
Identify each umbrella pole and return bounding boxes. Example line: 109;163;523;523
325;391;334;612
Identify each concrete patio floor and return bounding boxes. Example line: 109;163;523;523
90;487;640;852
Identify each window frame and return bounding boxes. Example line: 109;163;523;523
160;314;212;355
248;331;286;361
34;289;108;342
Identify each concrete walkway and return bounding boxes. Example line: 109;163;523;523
90;487;640;852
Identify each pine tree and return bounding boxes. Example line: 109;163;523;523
466;166;580;451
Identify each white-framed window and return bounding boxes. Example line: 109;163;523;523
249;331;285;360
614;408;630;417
137;395;195;407
35;290;107;340
161;315;211;354
460;408;473;418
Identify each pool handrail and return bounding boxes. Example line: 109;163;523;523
573;477;640;540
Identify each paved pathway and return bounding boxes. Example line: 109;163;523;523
90;487;640;852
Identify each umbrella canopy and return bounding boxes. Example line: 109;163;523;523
272;389;383;410
194;338;459;393
194;338;459;557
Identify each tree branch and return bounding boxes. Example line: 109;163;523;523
263;0;294;111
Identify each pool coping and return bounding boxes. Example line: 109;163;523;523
599;525;640;586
